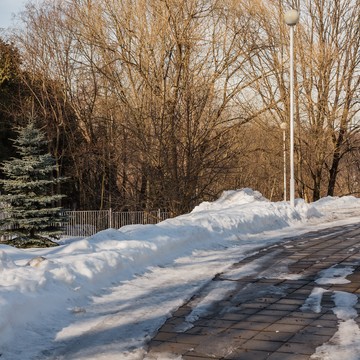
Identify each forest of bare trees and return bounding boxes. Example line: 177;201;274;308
1;0;359;215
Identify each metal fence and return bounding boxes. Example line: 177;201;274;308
1;209;172;239
64;209;171;237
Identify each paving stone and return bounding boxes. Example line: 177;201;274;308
186;326;221;336
290;332;331;345
259;309;291;317
255;296;283;303
231;321;270;331
173;333;211;345
220;312;249;321
241;338;283;352
280;279;309;288
291;282;314;298
221;328;259;340
183;355;221;360
309;318;338;328
301;325;337;336
147;340;194;354
267;352;312;359
275;298;305;306
286;291;311;300
253;330;294;342
317;312;338;321
256;278;285;285
231;307;260;315
265;303;301;311
244;313;284;323
287;311;321;319
152;331;178;341
165;316;187;326
276;316;315;326
160;323;181;333
276;341;316;355
224;349;271;360
329;284;359;292
238;302;269;310
172;307;192;317
190;329;248;358
265;323;305;333
195;318;236;328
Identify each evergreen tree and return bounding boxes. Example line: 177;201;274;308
0;121;66;247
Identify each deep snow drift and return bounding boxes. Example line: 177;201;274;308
1;188;360;360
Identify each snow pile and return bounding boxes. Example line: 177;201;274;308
313;195;360;209
188;188;322;237
0;189;360;359
191;188;268;211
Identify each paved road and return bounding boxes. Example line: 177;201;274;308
145;222;360;360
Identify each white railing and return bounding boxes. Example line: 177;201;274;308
1;209;172;239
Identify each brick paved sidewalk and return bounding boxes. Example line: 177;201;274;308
145;223;360;360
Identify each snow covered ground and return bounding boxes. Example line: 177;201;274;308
1;188;360;360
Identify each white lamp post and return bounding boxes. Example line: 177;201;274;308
284;9;299;207
280;122;287;201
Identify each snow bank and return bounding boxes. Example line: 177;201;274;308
0;189;360;359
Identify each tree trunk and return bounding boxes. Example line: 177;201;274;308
327;129;345;196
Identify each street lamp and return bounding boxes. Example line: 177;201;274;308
280;122;287;201
284;9;299;207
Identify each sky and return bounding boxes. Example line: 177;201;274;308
1;189;360;359
0;0;26;28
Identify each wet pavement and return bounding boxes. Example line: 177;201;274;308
145;222;360;359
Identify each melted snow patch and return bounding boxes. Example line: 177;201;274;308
307;265;360;360
332;291;358;320
301;287;328;313
311;292;360;360
315;266;354;285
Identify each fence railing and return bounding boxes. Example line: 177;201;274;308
1;209;172;239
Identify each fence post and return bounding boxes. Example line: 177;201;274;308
158;208;161;222
109;208;113;228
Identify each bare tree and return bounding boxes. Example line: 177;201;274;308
15;0;267;214
244;0;360;201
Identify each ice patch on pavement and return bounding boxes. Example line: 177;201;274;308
305;265;360;360
261;258;303;280
301;287;327;313
315;266;354;285
332;291;358;320
311;291;360;360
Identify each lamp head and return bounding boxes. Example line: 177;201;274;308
284;9;299;26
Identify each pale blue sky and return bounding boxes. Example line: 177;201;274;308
1;0;27;28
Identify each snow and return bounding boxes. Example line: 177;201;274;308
315;266;354;285
302;257;360;360
309;289;360;360
1;188;360;359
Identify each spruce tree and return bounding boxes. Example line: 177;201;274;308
0;121;66;247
